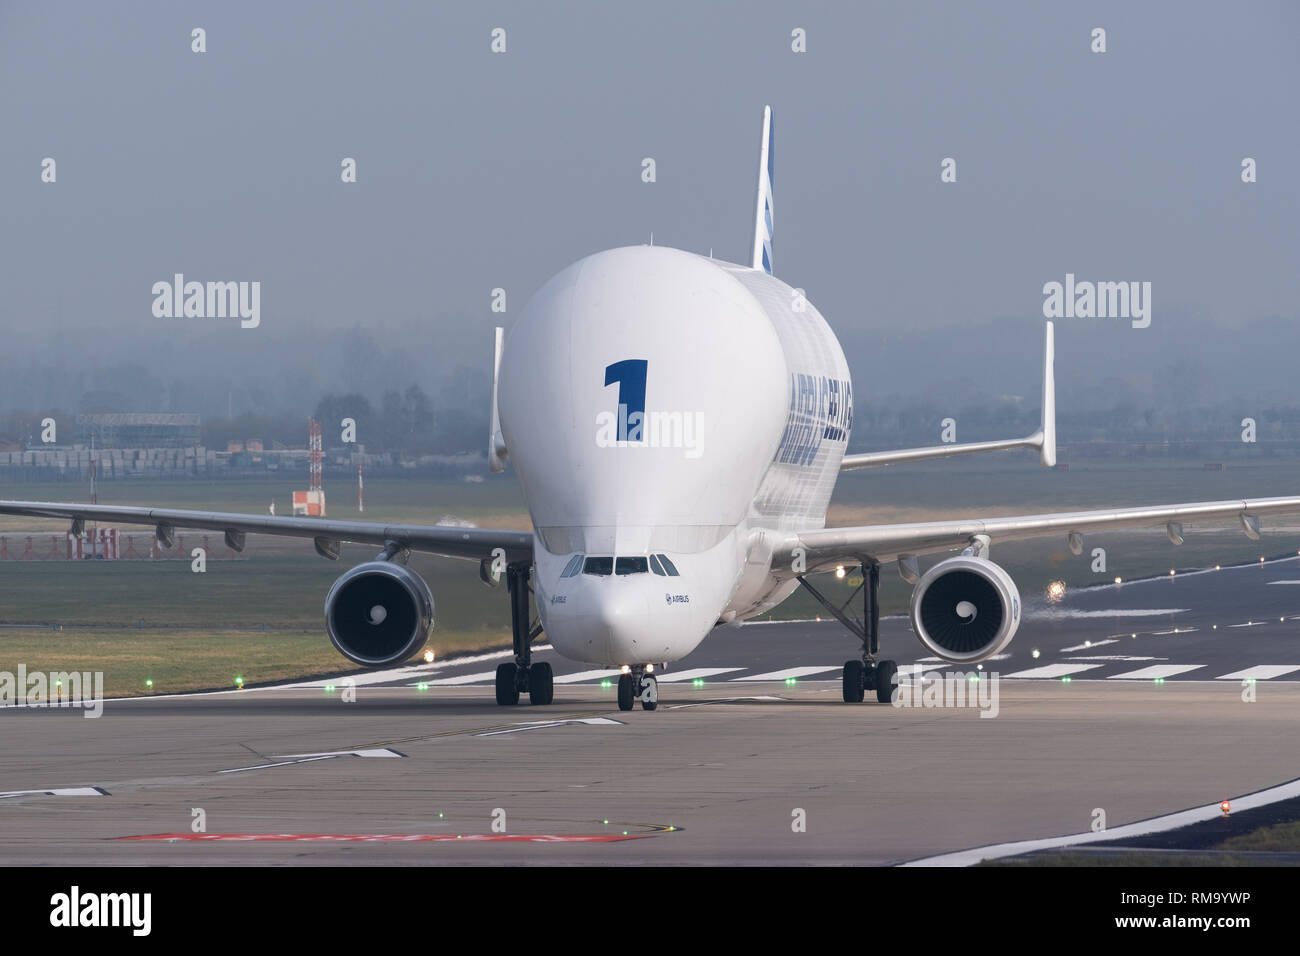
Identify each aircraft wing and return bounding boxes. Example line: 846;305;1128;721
773;496;1300;577
0;500;534;564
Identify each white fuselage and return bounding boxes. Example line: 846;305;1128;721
498;245;851;666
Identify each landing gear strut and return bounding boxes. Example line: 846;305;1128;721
616;667;657;712
494;562;552;706
798;561;897;704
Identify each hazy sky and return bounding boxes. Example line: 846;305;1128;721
2;1;1297;416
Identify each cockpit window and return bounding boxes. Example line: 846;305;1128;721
657;554;680;576
560;554;584;578
615;556;649;575
582;556;614;576
648;554;666;576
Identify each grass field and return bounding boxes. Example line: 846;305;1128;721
2;460;1297;694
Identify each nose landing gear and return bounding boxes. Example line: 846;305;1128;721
617;666;658;711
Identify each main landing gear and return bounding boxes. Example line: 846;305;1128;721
617;666;658;712
797;561;898;704
495;562;553;706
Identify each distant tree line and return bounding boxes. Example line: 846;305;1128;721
9;393;1300;460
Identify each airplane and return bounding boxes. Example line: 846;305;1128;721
5;105;1300;713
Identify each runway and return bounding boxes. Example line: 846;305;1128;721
3;557;1300;865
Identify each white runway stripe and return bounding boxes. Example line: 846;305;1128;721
422;670;498;686
1060;639;1117;652
1003;663;1104;679
1216;665;1300;681
736;666;839;682
553;669;623;684
893;664;952;680
655;667;743;683
1106;664;1205;680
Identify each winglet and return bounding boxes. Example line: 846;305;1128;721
489;326;508;473
749;105;774;274
1038;321;1056;467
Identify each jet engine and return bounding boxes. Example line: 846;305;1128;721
909;555;1020;663
324;561;434;666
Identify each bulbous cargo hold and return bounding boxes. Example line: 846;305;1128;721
324;561;434;666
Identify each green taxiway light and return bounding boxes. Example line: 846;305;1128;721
145;679;153;688
1061;676;1072;683
234;676;244;687
1154;677;1165;684
968;675;979;682
692;678;705;687
784;677;797;686
438;812;444;819
599;680;611;688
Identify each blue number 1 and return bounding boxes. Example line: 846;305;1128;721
604;360;648;441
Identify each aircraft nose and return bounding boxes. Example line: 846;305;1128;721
586;587;653;660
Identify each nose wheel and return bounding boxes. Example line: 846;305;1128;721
617;669;658;711
640;675;658;711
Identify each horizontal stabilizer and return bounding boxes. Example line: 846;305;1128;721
840;322;1056;470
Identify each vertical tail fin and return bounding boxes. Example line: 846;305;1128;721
750;105;774;274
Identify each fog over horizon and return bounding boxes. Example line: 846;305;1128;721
3;1;1297;440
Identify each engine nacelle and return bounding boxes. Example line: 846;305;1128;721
324;561;434;667
909;555;1020;663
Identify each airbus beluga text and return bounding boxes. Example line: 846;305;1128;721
6;107;1300;712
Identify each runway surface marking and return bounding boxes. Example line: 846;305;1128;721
901;776;1300;867
1060;639;1118;651
1106;664;1205;680
375;660;1300;686
665;695;784;709
894;664;951;680
1033;609;1188;619
1003;663;1105;679
653;667;743;682
1216;665;1300;680
474;717;623;737
735;666;839;681
218;747;405;774
553;669;623;684
272;748;405;759
421;670;501;686
0;787;108;800
114;832;647;843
